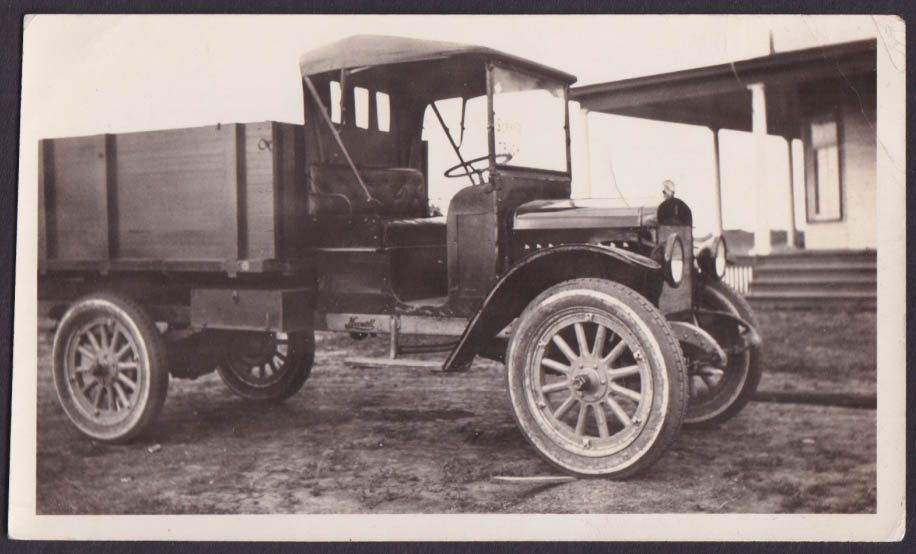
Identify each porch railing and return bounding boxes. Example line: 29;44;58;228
723;255;756;295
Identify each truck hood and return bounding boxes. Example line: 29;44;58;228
513;199;657;231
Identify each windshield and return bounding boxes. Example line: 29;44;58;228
422;65;569;213
491;65;568;172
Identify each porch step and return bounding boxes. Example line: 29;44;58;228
745;290;876;310
753;249;876;266
741;250;877;310
750;276;876;294
753;262;876;276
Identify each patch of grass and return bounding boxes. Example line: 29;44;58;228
755;309;876;383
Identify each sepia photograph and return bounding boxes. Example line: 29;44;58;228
8;13;906;541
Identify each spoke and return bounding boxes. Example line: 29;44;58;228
113;381;130;408
118;361;138;370
606;396;632;428
594;402;610;438
115;343;133;361
592;325;607;358
701;367;725;379
111;324;126;351
541;380;570;394
553;394;577;419
117;373;137;391
575;403;588;435
92;385;104;408
276;351;287;362
77;345;97;361
700;374;718;390
607;364;640;379
272;355;283;369
552;334;579;363
688;376;698;398
574;323;589;357
74;364;94;374
80;378;98;394
85;329;102;352
106;386;116;410
602;340;628;365
98;324;109;350
609;383;642;402
541;358;571;374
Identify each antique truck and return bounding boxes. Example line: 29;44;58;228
38;35;761;478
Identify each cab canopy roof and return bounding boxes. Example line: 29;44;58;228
298;34;577;84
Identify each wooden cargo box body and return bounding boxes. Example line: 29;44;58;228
39;121;307;274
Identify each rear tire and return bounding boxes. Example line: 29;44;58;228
506;279;687;478
52;293;169;442
217;331;314;402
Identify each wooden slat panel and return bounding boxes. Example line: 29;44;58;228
48;135;109;259
115;126;227;259
223;123;242;259
242;121;276;260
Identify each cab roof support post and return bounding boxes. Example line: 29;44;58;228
303;75;374;202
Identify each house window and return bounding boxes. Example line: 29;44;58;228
806;119;842;222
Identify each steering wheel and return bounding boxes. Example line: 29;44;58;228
443;153;513;180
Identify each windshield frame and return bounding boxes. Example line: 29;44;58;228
485;60;572;177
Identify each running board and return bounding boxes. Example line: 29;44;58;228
346;357;444;370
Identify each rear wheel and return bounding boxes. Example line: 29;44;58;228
684;280;762;426
217;331;313;401
506;279;687;478
52;293;169;442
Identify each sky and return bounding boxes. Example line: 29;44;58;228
19;14;888;236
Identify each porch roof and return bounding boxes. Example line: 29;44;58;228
570;39;876;139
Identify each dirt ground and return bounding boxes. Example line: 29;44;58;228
35;309;876;514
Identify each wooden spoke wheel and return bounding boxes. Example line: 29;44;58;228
507;279;687;478
52;293;168;442
217;331;313;402
684;280;762;426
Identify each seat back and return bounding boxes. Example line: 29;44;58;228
308;164;427;217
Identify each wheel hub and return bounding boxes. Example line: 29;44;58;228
572;366;607;403
91;350;119;385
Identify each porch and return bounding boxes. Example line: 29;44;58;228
570;39;877;309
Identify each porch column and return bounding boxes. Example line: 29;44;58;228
578;108;593;198
748;83;771;255
711;127;724;236
785;137;798;249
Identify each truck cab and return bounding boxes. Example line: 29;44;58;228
298;35;576;316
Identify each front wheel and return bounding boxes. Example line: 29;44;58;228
506;279;687;478
684;280;763;426
52;293;169;442
217;331;314;402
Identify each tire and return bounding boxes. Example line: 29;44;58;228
506;278;688;478
684;280;763;427
51;292;169;442
217;331;314;402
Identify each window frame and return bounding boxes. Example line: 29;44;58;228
804;112;845;224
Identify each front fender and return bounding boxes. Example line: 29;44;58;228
443;244;663;372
